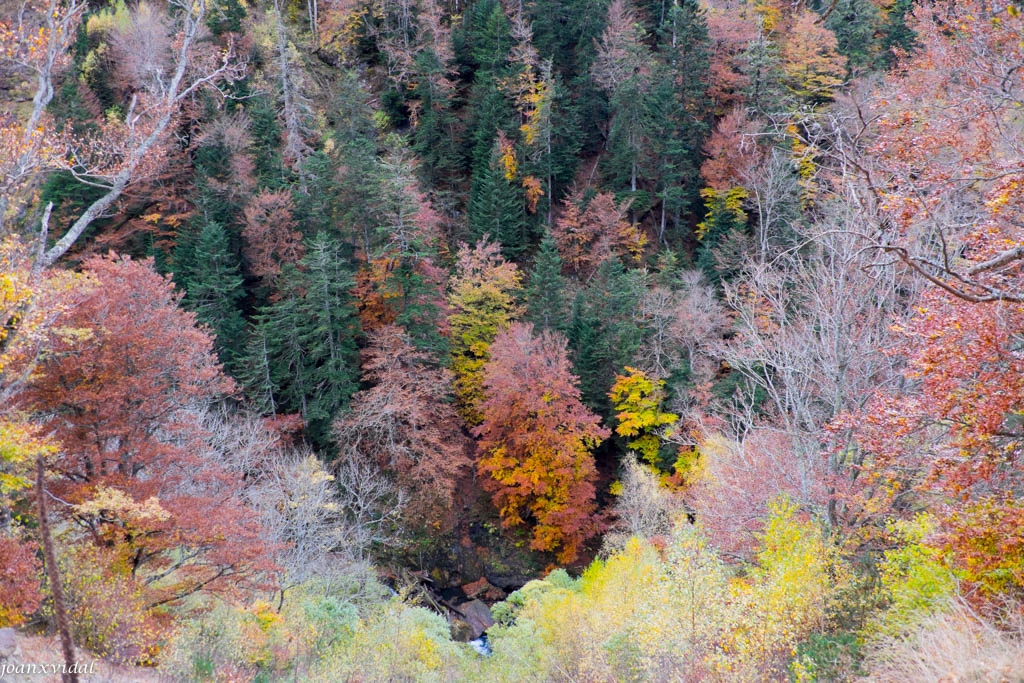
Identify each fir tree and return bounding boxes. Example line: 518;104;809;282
569;261;647;416
254;232;361;446
526;232;570;333
177;220;247;374
468;137;529;257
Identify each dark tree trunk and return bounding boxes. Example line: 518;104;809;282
36;457;78;683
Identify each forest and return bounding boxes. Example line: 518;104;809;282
1;0;1024;679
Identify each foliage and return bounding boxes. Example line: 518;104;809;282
0;535;42;627
249;232;361;446
868;514;957;640
8;0;1024;675
14;254;271;605
608;366;678;467
334;325;471;529
485;499;843;681
553;189;646;278
476;323;608;562
58;544;166;665
524;231;569;334
447;239;522;425
780;12;847;102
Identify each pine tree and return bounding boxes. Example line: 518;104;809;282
179;221;246;374
695;187;749;281
525;232;570;334
594;0;656;199
255;233;361;446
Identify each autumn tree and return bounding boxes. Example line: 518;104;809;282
475;322;609;563
609;367;678;468
241;188;305;288
447;239;521;424
779;11;847;103
14;254;271;606
0;0;84;230
820;0;1024;599
0;534;42;627
333;325;471;529
0;239;81;542
704;3;759;111
22;0;244;268
845;289;1024;600
552;189;645;278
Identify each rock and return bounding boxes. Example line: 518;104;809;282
461;577;490;599
459;599;495;640
485;571;532;592
0;628;21;660
462;577;507;602
449;617;474;642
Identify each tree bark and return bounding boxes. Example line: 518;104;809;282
36;457;78;683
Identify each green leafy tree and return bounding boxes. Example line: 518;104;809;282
251;232;361;445
525;232;570;334
176;220;246;374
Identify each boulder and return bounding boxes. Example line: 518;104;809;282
461;577;507;602
459;599;495;640
0;628;20;660
449;617;474;643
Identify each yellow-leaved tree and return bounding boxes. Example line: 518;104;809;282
608;366;678;467
447;239;521;425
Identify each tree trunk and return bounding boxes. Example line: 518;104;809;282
36;457;78;683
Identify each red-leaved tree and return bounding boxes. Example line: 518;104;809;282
242;188;305;287
475;322;609;563
552;189;645;278
333;325;471;530
16;254;272;607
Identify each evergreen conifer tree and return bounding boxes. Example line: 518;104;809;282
526;232;569;333
468;137;529;257
253;232;361;446
178;220;247;374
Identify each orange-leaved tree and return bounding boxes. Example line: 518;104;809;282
475;322;609;563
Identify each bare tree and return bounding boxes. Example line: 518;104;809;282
0;0;85;230
638;269;730;382
196;408;403;586
270;0;314;169
716;205;916;520
4;0;243;268
604;454;687;552
334;445;407;561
